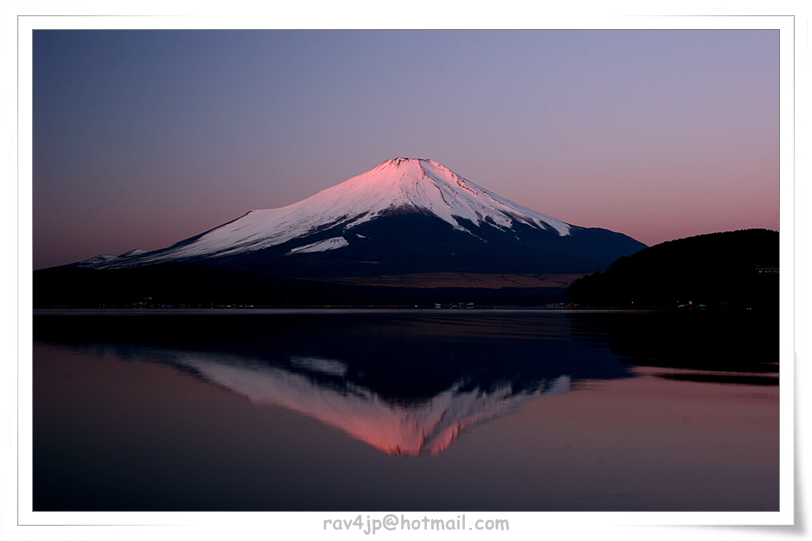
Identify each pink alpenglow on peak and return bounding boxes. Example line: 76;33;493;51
349;158;571;236
85;158;573;269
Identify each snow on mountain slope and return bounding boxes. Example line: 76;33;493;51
286;236;349;255
92;158;571;268
78;254;117;267
75;248;148;268
118;249;147;258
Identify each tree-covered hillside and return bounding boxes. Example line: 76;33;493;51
567;229;778;308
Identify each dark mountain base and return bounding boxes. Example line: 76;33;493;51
195;213;646;279
34;263;570;308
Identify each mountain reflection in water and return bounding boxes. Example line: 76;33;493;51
34;310;636;456
34;309;777;457
33;309;779;512
120;347;571;456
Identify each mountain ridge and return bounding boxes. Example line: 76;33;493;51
67;158;645;283
36;158;649;304
79;158;577;270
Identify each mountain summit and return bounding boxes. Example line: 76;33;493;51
73;158;646;285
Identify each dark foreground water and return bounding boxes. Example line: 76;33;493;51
32;309;779;511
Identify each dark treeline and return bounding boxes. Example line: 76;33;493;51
33;262;569;308
567;229;778;308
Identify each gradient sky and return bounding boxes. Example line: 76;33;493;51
32;29;779;270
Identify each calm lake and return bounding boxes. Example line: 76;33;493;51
32;309;779;512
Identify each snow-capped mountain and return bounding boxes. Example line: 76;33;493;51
75;158;646;280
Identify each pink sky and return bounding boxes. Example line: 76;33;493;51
33;30;779;269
